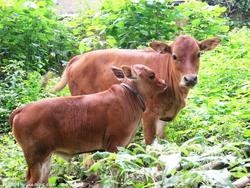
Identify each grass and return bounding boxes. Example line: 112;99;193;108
0;27;249;187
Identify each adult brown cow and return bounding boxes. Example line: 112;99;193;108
54;35;220;145
10;64;167;186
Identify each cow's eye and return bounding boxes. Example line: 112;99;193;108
149;74;155;80
197;52;201;58
172;54;177;60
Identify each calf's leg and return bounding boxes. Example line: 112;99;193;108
26;162;43;187
26;156;51;187
24;148;51;187
105;135;124;152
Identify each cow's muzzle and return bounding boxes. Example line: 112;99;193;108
183;74;198;87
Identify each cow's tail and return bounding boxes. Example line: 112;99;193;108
52;65;68;93
9;107;23;129
52;55;81;93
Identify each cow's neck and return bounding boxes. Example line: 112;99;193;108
163;55;190;103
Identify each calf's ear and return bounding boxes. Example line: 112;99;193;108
111;66;125;80
199;37;220;51
121;65;135;79
149;41;171;54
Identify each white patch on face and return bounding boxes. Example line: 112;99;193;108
179;76;186;87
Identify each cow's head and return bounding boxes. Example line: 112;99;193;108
112;64;167;96
149;35;220;88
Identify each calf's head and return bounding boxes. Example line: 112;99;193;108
150;35;220;88
112;64;167;97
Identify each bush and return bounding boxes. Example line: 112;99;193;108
0;60;54;132
70;0;228;51
0;0;77;132
102;0;180;48
203;0;250;27
66;10;117;53
0;0;76;73
175;0;229;40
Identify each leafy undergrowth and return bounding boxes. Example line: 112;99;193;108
0;28;249;187
0;134;249;187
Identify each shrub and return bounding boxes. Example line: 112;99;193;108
101;0;180;48
0;0;77;132
0;0;76;73
0;60;53;132
70;0;229;51
203;0;250;27
175;0;229;40
66;10;117;53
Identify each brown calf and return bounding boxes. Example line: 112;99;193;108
53;35;220;144
10;64;166;186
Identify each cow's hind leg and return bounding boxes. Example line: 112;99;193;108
156;120;166;139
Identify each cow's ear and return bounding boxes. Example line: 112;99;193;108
199;37;220;51
111;66;125;80
121;65;135;79
149;41;171;54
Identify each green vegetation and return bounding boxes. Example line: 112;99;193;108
0;0;76;71
74;0;229;50
0;0;249;187
204;0;250;27
0;0;75;131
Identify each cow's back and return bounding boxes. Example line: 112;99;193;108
68;49;168;95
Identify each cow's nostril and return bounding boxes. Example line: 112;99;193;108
184;76;188;82
193;76;197;82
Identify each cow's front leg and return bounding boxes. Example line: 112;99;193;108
142;110;158;145
156;120;166;138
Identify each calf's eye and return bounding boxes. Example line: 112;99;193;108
172;54;177;60
149;74;155;80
